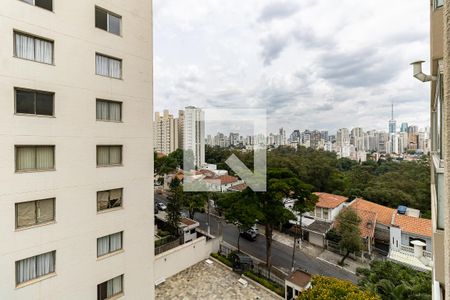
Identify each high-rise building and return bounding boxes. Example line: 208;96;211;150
426;1;446;298
351;127;365;151
154;110;178;155
290;130;301;143
388;103;397;134
178;110;185;150
0;1;154;299
400;122;409;132
184;106;205;169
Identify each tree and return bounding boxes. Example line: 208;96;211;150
297;276;380;300
183;192;207;219
166;178;184;235
217;191;262;252
288;179;318;270
335;208;362;265
357;260;432;300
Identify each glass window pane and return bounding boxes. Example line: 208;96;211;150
97;146;110;165
96;54;109;76
16;90;35;114
109;58;121;79
37;198;54;223
108;14;121;35
16;147;36;171
109;189;122;208
110;232;122;252
16;256;36;284
96;100;109;120
109;147;122;165
36;251;55;277
34;39;53;64
109;102;121;121
95;8;108;31
16;201;37;228
35;0;53;11
36;146;54;169
97;236;110;256
15;33;35;60
97;191;110;211
21;0;34;4
36;93;53;116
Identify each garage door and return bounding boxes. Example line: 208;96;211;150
308;232;324;247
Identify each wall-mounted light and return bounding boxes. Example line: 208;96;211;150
410;60;436;82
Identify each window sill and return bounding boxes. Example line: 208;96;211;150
15;272;56;289
15;113;55;118
13;56;55;66
95;73;123;80
97;165;123;168
106;292;124;300
96;119;123;123
15;220;56;232
15;169;56;174
97;249;124;261
95;27;123;38
97;206;123;214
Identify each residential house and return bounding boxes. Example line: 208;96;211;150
285;270;312;300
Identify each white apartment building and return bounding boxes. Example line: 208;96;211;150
184;106;205;169
0;1;154;299
154;110;178;155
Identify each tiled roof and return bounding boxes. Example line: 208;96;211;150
352;208;377;238
313;192;347;209
286;270;312;288
305;220;332;235
219;175;238;185
349;198;395;226
228;183;247;191
393;214;432;237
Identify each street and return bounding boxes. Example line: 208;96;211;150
154;192;358;283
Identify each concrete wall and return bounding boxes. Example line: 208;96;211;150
401;233;432;252
0;1;154;299
154;237;220;283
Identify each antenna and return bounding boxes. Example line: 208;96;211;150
391;102;394;120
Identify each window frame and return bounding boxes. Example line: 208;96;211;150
19;0;53;12
95;6;122;36
15;250;56;286
14;87;55;117
13;31;54;65
97;231;124;257
434;0;444;9
15;145;55;172
15;198;55;229
97;188;123;212
97;274;124;300
96;99;122;122
95;53;122;79
96;145;123;167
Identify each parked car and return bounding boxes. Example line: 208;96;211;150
240;228;258;241
156;202;167;211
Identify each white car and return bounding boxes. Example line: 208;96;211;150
157;202;167;211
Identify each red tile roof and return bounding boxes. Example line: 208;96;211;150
219;175;238;185
349;198;395;227
314;192;347;209
228;183;247;191
286;270;312;288
393;214;432;237
352;208;377;238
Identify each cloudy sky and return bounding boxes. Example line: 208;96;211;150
154;0;430;135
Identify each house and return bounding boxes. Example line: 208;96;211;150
179;218;200;244
341;206;377;255
310;192;348;222
285;269;312;300
303;220;332;248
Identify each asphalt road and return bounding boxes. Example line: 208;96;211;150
154;192;358;283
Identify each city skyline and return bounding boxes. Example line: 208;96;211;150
154;0;430;133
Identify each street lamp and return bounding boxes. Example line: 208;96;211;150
410;60;437;82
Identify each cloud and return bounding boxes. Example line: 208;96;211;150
258;1;300;23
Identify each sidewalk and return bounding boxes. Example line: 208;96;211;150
317;250;368;274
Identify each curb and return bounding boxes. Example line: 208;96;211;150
316;257;356;275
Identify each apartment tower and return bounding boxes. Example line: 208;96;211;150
428;0;445;299
0;1;154;299
184;106;205;169
154;110;179;155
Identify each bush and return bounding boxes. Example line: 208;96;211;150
211;252;233;268
243;271;284;297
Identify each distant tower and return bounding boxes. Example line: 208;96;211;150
388;102;396;134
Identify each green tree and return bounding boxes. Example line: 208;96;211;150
166;178;184;235
335;208;363;265
183;192;207;219
357;260;432;300
297;276;380;300
217;191;262;252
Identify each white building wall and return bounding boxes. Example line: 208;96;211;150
0;1;154;299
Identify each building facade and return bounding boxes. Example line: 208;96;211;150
0;1;154;299
184;106;205;169
154;110;178;155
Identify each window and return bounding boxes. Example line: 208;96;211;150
15;88;54;116
20;0;53;11
16;198;55;229
95;7;121;35
16;146;55;172
322;208;329;220
435;0;444;8
97;189;123;211
95;54;122;79
14;32;53;64
315;207;321;218
97;232;123;257
96;99;122;121
98;275;123;300
97;146;122;166
16;251;55;285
